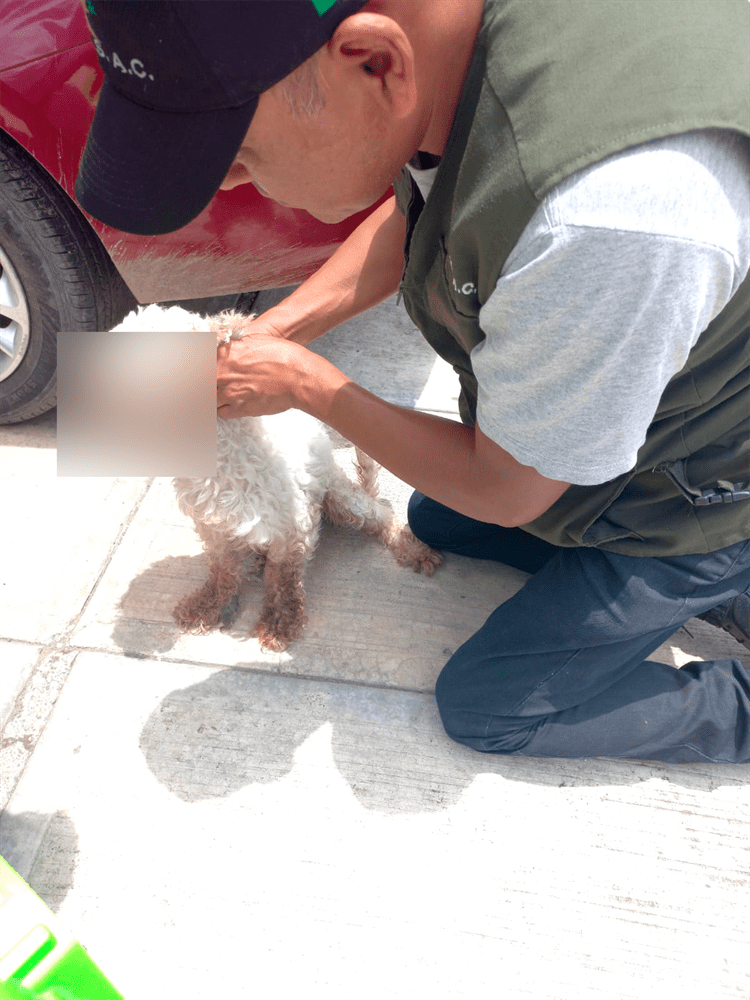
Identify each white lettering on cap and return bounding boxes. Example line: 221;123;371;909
91;33;155;81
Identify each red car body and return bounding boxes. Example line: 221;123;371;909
1;0;386;303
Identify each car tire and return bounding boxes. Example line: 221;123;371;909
0;131;136;424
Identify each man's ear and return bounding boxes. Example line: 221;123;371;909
327;13;418;120
219;160;253;192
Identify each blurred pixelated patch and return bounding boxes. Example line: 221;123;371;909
56;329;216;477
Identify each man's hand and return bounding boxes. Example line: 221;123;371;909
217;323;314;420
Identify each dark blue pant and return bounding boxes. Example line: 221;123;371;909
407;492;750;763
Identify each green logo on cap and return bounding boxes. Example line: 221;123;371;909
311;0;338;14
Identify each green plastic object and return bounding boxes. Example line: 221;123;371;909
0;856;124;1000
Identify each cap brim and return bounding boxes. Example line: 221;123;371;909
75;80;258;235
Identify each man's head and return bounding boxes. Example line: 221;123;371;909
75;0;453;234
216;7;432;224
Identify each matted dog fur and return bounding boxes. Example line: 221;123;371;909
112;304;442;651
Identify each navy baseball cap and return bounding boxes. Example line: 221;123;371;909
75;0;369;235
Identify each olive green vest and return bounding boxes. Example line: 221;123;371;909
394;0;750;557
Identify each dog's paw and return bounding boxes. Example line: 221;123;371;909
173;593;224;634
391;527;443;576
173;607;218;635
252;602;307;653
410;543;443;576
251;623;290;653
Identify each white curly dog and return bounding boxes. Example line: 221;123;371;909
112;304;442;651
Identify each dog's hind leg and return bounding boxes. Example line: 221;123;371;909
173;523;246;633
353;446;380;498
322;462;442;576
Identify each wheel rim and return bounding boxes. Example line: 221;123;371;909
0;244;31;382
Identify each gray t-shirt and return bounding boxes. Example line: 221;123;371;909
407;129;750;485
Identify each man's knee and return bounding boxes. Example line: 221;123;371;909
434;650;538;754
407;490;482;551
407;490;439;545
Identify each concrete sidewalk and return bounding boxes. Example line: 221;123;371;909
1;294;748;1000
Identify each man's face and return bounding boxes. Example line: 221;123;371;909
219;65;418;223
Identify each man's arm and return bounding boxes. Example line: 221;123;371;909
317;372;571;527
217;334;569;527
253;193;407;345
217;190;567;526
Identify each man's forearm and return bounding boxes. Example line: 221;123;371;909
293;350;485;517
259;194;406;345
291;349;564;528
217;318;570;525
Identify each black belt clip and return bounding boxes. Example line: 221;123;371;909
693;483;750;506
655;460;750;508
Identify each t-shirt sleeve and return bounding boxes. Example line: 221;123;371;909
472;130;750;486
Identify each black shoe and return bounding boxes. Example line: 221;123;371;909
697;590;750;652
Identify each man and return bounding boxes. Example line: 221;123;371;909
76;0;750;763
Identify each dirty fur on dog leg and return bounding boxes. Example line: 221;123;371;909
173;521;246;634
322;464;443;575
252;554;308;652
390;525;443;575
173;545;245;633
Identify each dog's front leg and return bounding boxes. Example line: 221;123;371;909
253;546;309;652
173;540;245;634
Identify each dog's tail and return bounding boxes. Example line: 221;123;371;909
354;447;380;498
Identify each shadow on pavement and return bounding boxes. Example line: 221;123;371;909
138;668;746;815
0;809;79;911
